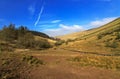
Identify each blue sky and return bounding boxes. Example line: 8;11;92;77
0;0;120;36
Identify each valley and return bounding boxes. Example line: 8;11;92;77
0;18;120;79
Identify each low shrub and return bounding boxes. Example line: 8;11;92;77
34;40;52;49
70;55;120;70
2;60;11;66
105;41;118;48
97;34;103;39
17;33;51;49
0;43;14;52
55;40;65;46
22;55;44;65
116;32;120;40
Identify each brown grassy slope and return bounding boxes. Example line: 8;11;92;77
58;18;120;54
58;18;120;40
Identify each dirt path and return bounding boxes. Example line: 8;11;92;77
61;48;120;56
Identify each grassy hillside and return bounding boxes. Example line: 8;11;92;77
0;24;55;52
58;18;120;40
59;17;120;55
0;22;120;79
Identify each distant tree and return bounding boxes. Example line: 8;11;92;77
1;24;17;42
18;26;28;38
0;24;52;50
8;24;17;39
17;32;34;48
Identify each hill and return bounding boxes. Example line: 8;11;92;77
0;21;120;79
58;17;120;55
58;18;120;40
0;24;55;52
29;31;50;38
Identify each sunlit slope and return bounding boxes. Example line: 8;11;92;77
58;18;120;40
34;36;56;45
59;18;120;54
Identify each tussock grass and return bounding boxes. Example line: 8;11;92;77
22;55;44;65
69;55;120;70
59;18;120;54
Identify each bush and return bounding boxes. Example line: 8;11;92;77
34;40;52;49
0;24;52;50
65;39;75;45
105;41;118;48
97;34;103;39
116;32;120;40
0;43;14;52
22;55;44;65
97;26;120;39
1;24;17;42
55;40;65;46
17;33;35;48
17;33;51;49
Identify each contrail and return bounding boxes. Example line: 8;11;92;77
34;2;44;26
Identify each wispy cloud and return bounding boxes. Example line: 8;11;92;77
44;24;84;36
43;17;117;36
28;5;35;15
34;3;44;26
89;17;117;27
51;20;62;23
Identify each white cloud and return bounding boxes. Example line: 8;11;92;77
42;17;117;36
51;20;61;23
44;24;84;36
89;17;117;27
28;5;35;15
34;4;44;26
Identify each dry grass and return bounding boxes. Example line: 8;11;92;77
1;49;120;79
35;36;56;45
58;18;120;40
69;54;120;70
58;18;120;54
